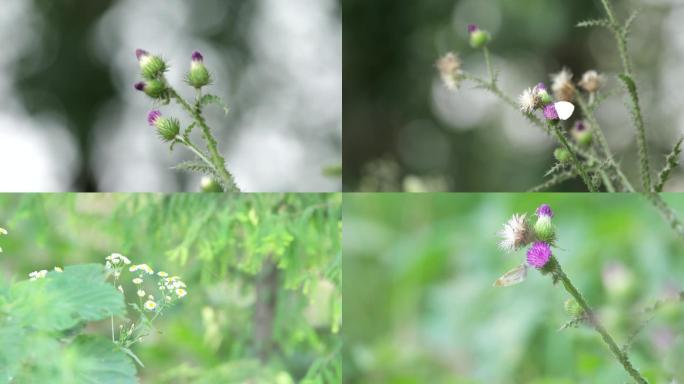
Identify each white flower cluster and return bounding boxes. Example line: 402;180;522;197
159;275;188;300
105;253;131;268
28;266;63;281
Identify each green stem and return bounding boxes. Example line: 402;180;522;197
551;123;597;192
554;260;648;384
483;46;495;83
576;94;634;192
171;90;240;192
175;135;215;173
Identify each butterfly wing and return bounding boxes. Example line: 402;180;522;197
493;263;528;287
554;101;575;120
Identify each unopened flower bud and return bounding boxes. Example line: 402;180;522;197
187;51;211;89
534;83;553;106
136;49;167;80
467;24;491;49
571;120;593;147
147;110;180;142
534;204;555;243
554;147;571;163
200;176;223;192
134;79;167;99
578;70;604;93
564;298;584;317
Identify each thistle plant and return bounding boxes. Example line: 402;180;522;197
494;203;684;384
435;1;684;241
134;49;238;192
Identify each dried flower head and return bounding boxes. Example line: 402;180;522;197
551;67;576;102
498;213;532;252
578;70;604;93
518;87;537;113
436;52;463;91
526;242;552;269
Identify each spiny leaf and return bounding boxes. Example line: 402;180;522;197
545;162;568;177
576;18;612;28
653;137;683;192
172;160;215;175
559;315;589;331
199;94;230;115
528;170;576;192
624;9;640;36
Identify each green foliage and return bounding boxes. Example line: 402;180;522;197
0;264;135;383
576;18;612;29
198;94;230;115
654;138;683;192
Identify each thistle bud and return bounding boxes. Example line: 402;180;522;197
136;49;167;80
467;24;491;49
554;147;571;163
200;176;223;192
187;51;211;89
147;110;179;142
564;298;584;317
534;83;553;106
134;79;167;99
571;121;593;147
533;204;555;243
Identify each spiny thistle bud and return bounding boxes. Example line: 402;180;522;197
526;241;551;269
467;24;491;49
551;67;576;102
571;120;593;147
578;70;604;93
533;204;555;243
554;147;571;163
134;79;167;99
498;213;533;252
136;49;167;80
200;176;223;192
147;110;179;142
436;52;463;90
187;51;211;89
564;298;584;317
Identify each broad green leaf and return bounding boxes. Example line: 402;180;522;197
10;264;125;331
58;335;138;384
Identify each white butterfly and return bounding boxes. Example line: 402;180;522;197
493;263;528;287
554;101;575;120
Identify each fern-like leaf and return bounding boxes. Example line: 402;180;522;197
199;94;230;115
653;137;683;192
173;160;216;176
576;18;612;28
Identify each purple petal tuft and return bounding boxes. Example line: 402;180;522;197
536;204;553;218
543;104;559;120
134;82;145;91
135;49;149;60
147;110;162;126
535;82;547;92
191;51;204;62
467;24;478;34
526;242;551;269
574;121;586;131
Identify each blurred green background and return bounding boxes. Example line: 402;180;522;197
0;193;341;383
343;193;684;383
342;0;684;191
0;0;341;192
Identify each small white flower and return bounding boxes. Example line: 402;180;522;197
29;270;48;281
132;278;143;285
130;264;154;274
118;285;124;293
0;227;7;235
137;289;146;297
144;300;157;311
54;267;63;272
148;295;154;300
157;271;168;277
165;295;172;301
518;87;537;113
498;213;532;252
175;288;187;298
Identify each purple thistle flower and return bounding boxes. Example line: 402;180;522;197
535;82;547;92
134;82;145;91
526;242;551;269
467;24;479;34
191;51;204;62
135;49;150;61
536;203;553;218
543;104;559;120
147;110;162;126
574;120;586;131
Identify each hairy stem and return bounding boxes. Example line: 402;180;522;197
483;46;495;83
171;90;240;192
554;260;647;384
576;94;634;192
551;124;597;192
175;135;216;173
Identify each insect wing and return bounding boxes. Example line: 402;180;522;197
555;101;575;120
493;264;527;287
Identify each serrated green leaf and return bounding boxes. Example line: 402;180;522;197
199;94;230;115
654;137;683;192
10;264;125;331
59;335;137;384
576;18;611;28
